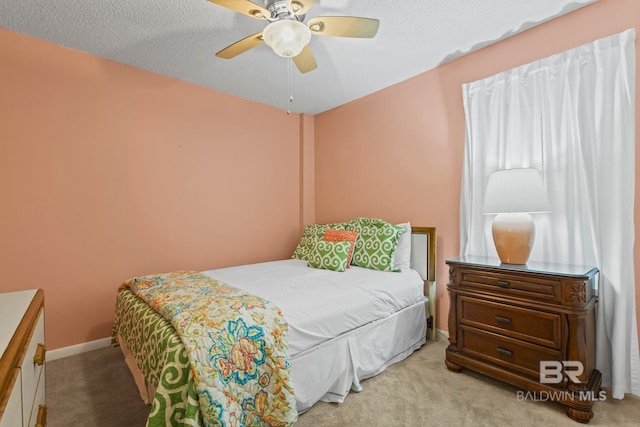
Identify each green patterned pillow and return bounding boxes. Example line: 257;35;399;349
292;222;347;260
307;240;351;272
346;217;404;271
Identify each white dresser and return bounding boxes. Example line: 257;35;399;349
0;290;46;427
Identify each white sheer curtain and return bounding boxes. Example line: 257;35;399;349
460;29;639;399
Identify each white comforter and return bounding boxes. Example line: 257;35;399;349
202;259;424;357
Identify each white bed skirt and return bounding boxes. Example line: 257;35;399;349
291;299;427;412
118;298;427;415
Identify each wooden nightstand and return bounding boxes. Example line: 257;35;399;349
445;256;601;423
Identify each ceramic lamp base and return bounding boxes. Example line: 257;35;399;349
492;213;535;264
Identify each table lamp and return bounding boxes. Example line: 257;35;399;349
483;168;551;264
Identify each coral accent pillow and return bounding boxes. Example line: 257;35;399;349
323;229;359;267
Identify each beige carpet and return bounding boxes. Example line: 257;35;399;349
46;338;640;426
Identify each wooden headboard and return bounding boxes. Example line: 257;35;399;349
410;226;437;341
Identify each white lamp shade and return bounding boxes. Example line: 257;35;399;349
483;168;550;264
483;168;551;214
262;20;311;58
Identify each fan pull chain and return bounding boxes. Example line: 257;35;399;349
287;58;293;115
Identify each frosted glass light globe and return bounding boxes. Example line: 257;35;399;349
263;20;311;58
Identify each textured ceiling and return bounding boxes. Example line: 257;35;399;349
0;0;596;114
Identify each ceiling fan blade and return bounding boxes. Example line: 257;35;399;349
286;0;314;15
307;16;379;38
293;45;317;73
216;32;264;59
207;0;270;20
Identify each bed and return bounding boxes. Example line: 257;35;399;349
112;222;436;426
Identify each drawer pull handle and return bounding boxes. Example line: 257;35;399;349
496;347;513;357
34;343;46;366
495;316;512;324
496;281;510;288
36;404;47;427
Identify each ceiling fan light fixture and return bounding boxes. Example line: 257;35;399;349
262;19;311;58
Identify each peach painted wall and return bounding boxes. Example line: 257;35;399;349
315;0;640;339
0;29;308;349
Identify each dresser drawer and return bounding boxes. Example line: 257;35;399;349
0;368;22;427
30;384;46;427
460;269;561;303
0;290;45;427
459;296;562;348
22;308;45;427
459;325;562;380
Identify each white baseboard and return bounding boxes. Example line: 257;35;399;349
47;337;111;362
436;329;449;340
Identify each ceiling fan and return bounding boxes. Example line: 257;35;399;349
209;0;380;73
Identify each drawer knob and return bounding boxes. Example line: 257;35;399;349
495;316;512;324
36;404;48;427
496;281;510;288
34;343;46;366
496;347;513;357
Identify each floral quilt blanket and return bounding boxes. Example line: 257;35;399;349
120;271;297;427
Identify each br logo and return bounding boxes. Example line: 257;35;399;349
540;361;584;384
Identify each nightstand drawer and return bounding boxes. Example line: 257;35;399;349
460;269;560;303
459;326;562;380
459;296;561;348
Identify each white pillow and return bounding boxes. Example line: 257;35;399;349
392;222;411;271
